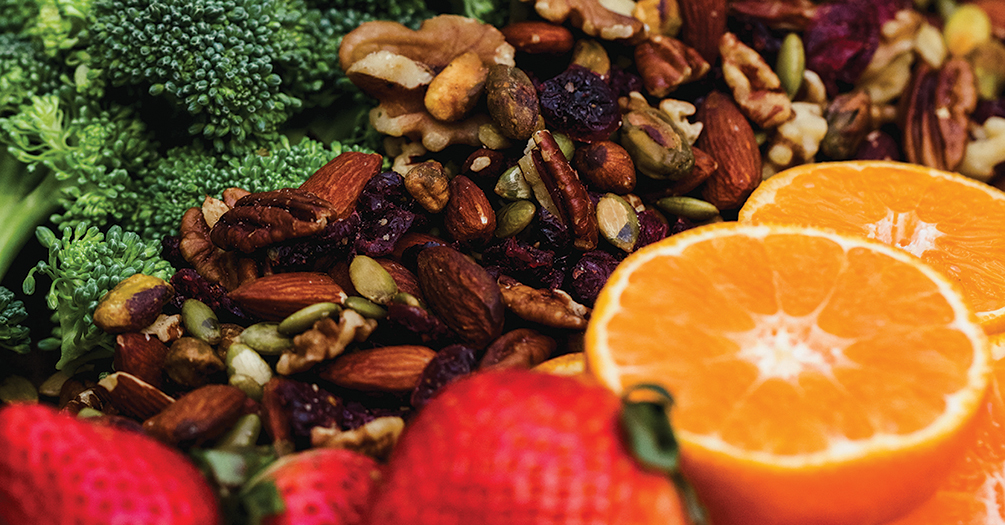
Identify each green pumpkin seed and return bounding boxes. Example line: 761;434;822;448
391;292;424;308
76;407;104;418
776;33;805;100
344;296;388;319
278;302;342;336
0;375;37;403
350;255;398;305
181;299;222;345
552;132;576;160
656;196;720;221
215;413;262;448
228;374;263;402
596;193;640;252
239;323;293;355
494;164;533;200
495;200;536;238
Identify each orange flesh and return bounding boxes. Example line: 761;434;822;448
742;163;1005;320
601;232;974;456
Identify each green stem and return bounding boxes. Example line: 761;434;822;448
0;164;62;283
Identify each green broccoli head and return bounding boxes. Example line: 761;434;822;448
126;135;374;238
0;0;40;34
23;223;174;370
0;33;63;114
0;287;31;354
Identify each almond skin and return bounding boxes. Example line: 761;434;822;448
228;272;348;321
416;245;504;349
143;384;250;447
695;91;762;210
114;333;169;389
501;21;575;54
98;372;175;421
299;151;383;219
444;175;496;244
678;0;727;63
318;345;437;393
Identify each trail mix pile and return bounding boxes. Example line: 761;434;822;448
14;0;1005;494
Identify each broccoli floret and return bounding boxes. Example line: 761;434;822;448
0;33;63;115
125;135;373;238
23;223;173;370
0;0;41;35
0;93;156;281
0;287;31;354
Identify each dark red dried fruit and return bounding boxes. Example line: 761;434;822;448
273;379;344;438
568;250;623;306
410;344;478;409
855;129;902;162
167;268;248;322
538;66;621;143
803;0;881;94
634;209;670;250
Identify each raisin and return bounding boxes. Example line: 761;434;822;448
538;65;621;143
410;344;478;409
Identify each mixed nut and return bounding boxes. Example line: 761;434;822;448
15;0;1005;469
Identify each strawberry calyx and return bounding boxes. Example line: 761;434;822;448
620;384;709;525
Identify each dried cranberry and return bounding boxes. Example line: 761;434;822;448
538;65;621;143
167;269;248;322
482;237;566;289
354;206;419;257
855;129;902;161
974;98;1005;125
410;344;478;409
357;171;415;216
341;401;408;430
268;213;361;272
804;0;881;94
568;250;623;306
273;380;344;438
525;207;570;252
607;65;644;99
669;216;698;235
635;209;670;250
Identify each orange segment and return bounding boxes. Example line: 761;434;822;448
584;222;991;525
738;160;1005;334
887;335;1005;525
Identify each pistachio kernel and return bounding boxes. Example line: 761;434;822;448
495;200;537;238
620;107;694;180
349;255;399;306
596;193;641;252
164;337;226;389
93;273;174;334
181;299;222;345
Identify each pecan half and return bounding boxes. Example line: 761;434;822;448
524;0;649;44
179;207;241;290
719;32;793;129
901;58;977;171
728;0;817;31
531;130;599;251
635;36;710;97
497;276;590;330
211;188;336;253
480;328;557;371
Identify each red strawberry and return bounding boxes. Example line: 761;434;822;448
366;369;689;525
245;448;380;525
0;403;221;525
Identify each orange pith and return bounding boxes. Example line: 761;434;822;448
584;222;991;525
887;335;1005;525
738;160;1005;334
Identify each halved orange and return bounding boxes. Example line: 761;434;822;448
738;160;1005;334
886;335;1005;525
584;222;991;525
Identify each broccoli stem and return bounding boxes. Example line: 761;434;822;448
0;150;62;282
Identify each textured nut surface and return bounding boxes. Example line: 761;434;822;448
501;21;575;54
164;337;226;389
98;372;175;421
720;32;793;129
228;272;348;321
318;345;437;393
424;51;488;122
404;160;451;213
480;328;557;371
635;35;710;97
444;175;497;244
526;0;648;44
311;416;405;461
143;384;249;446
93;274;174;334
572;140;636;194
114;333;168;388
417;245;504;348
678;0;727;61
695;91;762;210
179;207;240;290
281;310;377;375
902;58;977;171
497;276;590;330
211;188;336;253
485;64;543;141
531;130;599;251
299;151;383;219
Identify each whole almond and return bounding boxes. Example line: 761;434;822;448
229;272;347;321
678;0;727;63
318;345;437;393
299;151;383;219
98;372;175;421
417;246;504;348
501;21;575;54
444;175;497;244
480;328;556;371
695;91;762;210
377;259;424;300
114;333;168;388
143;384;249;446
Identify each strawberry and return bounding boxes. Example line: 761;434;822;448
0;403;221;525
244;448;380;525
366;369;690;525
